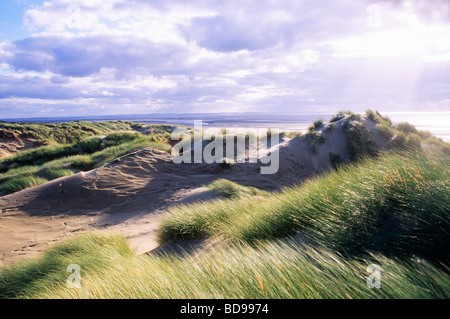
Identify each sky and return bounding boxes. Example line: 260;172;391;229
0;0;450;119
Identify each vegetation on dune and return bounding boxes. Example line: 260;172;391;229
362;109;450;156
376;123;396;142
206;179;266;199
0;232;447;299
0;233;134;299
0;122;173;194
0;120;176;148
328;152;343;169
365;109;392;126
343;117;380;161
329;110;354;123
2;144;80;168
0;111;449;299
0;175;49;194
217;157;236;169
158;110;449;264
159;151;450;264
0;120;135;144
308;119;324;132
41;168;74;180
282;131;302;138
302;108;428;159
304;131;326;154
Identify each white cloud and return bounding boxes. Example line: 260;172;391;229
329;24;450;61
1;0;450;118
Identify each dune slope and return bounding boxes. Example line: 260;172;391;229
0;113;440;266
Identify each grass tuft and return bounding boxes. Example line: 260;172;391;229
207;179;266;199
0;175;48;194
0;232;448;299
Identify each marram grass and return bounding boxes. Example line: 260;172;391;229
0;133;171;194
0;232;448;299
1;151;448;299
0;175;48;194
159;151;450;262
206;178;267;199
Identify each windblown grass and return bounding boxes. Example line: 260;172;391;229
0;175;48;194
159;151;450;263
1;113;448;299
365;109;392;126
0;232;447;299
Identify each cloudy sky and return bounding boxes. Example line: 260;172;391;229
0;0;450;118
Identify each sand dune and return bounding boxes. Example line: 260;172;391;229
0;130;43;158
1;116;389;266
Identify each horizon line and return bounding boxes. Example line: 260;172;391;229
2;110;450;122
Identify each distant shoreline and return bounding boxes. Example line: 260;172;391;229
1;111;449;141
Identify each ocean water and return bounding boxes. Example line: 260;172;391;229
2;112;450;142
383;112;450;142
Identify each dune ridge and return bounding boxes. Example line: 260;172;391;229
0;112;446;266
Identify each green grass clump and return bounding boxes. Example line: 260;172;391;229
0;232;448;299
376;123;395;142
396;122;420;135
218;157;235;169
366;109;392;126
329;111;354;123
91;137;170;166
78;137;103;154
305;131;325;154
42;168;73;180
343;118;379;161
159;152;450;263
283;131;303;138
100;132;141;148
3;144;79;168
308;119;324;132
329;152;343;169
207;179;265;199
42;154;96;171
0;175;48;194
324;122;337;132
69;155;97;171
0;165;40;181
388;132;422;151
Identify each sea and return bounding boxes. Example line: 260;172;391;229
2;112;450;142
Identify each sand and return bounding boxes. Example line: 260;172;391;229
0;131;42;158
